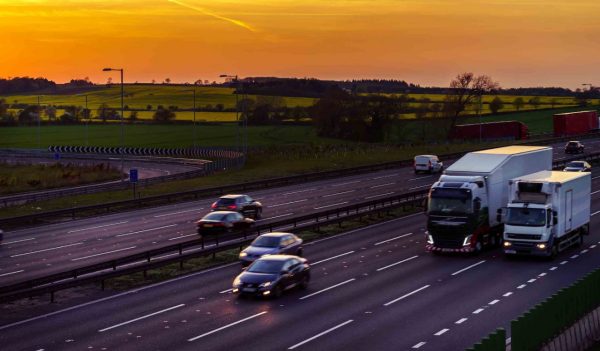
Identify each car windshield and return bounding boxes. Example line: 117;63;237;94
202;213;227;221
566;162;584;168
217;198;236;205
251;236;281;248
428;188;472;214
506;208;546;227
247;259;285;274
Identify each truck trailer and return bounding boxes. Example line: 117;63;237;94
450;121;528;141
553;111;599;137
503;171;591;258
425;145;552;253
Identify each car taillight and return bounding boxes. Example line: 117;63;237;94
227;205;237;210
211;202;217;209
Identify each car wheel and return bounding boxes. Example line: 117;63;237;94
299;275;309;290
296;248;303;257
272;284;283;299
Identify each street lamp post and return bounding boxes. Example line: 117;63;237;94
37;96;41;149
102;68;125;178
219;74;243;156
181;89;197;148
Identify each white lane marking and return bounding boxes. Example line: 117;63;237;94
593;175;600;180
169;233;197;241
435;328;449;336
455;318;468;324
370;182;395;189
383;285;430;307
153;208;204;218
489;299;500;305
188;311;268;341
288;319;354;350
539;273;547;277
257;213;294;221
332;180;361;187
591;210;600;216
10;242;84;257
116;224;178;237
408;175;432;181
365;192;395;200
590;245;597;249
473;308;484;314
376;255;419;272
527;279;536;283
314;201;349;210
372;174;398;180
374;233;413;246
570;254;579;259
550;266;558;271
0;270;24;277
269;199;308;208
503;292;513;297
67;221;129;233
323;190;355;198
71;246;137;261
219;288;232;294
283;188;316;196
0;237;35;246
506;337;512;346
451;260;486;276
412;342;426;349
517;284;527;289
312;251;355;266
591;190;600;195
300;279;356;300
409;184;433;190
98;304;185;332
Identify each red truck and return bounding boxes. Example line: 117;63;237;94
450;121;528;141
553;111;599;137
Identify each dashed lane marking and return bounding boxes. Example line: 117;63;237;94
188;311;268;342
288;319;354;350
312;251;355;266
455;318;468;324
383;285;430;307
374;233;413;246
434;328;449;336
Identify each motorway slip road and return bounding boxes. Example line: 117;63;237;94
1;185;600;350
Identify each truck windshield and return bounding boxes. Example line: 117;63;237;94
506;208;546;227
428;188;472;214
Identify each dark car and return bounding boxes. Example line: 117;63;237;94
239;232;303;266
563;161;592;172
211;194;263;219
232;255;310;298
565;141;584;154
196;211;254;235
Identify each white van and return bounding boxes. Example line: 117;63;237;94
413;155;443;174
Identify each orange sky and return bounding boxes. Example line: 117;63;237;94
1;0;599;88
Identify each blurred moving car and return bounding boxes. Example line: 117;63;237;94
232;255;310;298
414;155;443;174
563;161;592;172
564;141;585;154
211;194;263;219
196;211;254;235
239;232;303;266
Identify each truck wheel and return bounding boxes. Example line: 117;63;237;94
473;241;483;255
576;233;584;247
548;244;558;260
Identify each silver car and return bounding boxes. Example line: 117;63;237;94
239;232;303;267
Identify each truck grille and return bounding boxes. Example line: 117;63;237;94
506;233;542;240
431;235;463;249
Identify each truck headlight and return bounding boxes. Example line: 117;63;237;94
536;243;547;250
427;235;434;245
503;241;512;247
462;235;472;246
239;252;247;258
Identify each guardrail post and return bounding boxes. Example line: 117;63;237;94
147;252;151;263
179;244;183;255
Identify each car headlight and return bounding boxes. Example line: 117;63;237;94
239;252;247;258
504;241;512;247
462;235;472;246
259;281;272;288
233;277;242;287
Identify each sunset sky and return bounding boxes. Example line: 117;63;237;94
1;0;599;88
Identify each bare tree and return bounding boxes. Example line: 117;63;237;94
444;72;499;135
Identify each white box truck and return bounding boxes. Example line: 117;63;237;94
503;171;591;258
425;146;552;254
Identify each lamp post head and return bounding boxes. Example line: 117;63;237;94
102;68;112;72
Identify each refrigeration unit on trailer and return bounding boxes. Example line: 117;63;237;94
503;171;591;258
425;145;552;253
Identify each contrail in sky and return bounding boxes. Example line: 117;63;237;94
167;0;255;32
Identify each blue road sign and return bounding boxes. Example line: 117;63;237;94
129;168;138;183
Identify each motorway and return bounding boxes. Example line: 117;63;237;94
0;140;598;287
1;177;600;350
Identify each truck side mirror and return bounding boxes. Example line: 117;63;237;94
553;217;558;225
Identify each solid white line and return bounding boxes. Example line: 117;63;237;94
258;213;294;221
365;192;395;200
153;208;204;218
473;308;484;314
503;292;513;297
188;311;268;341
323;190;355;198
550;266;558;271
517;284;526;289
591;210;600;216
408;175;432;181
412;342;426;349
489;299;500;305
269;199;308;208
409;184;433;190
67;221;128;233
372;174;398;180
10;242;84;257
527;279;536;283
169;233;197;241
570;254;579;259
98;304;185;332
283;188;316;195
71;246;137;261
591;190;600;195
312;251;355;266
370;182;395;189
376;255;419;272
0;237;35;246
288;319;354;350
455;318;468;324
451;260;486;276
314;201;348;210
435;328;449;336
332;180;361;187
116;224;178;237
383;285;430;307
0;270;24;277
219;288;233;294
374;233;413;246
300;279;356;300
